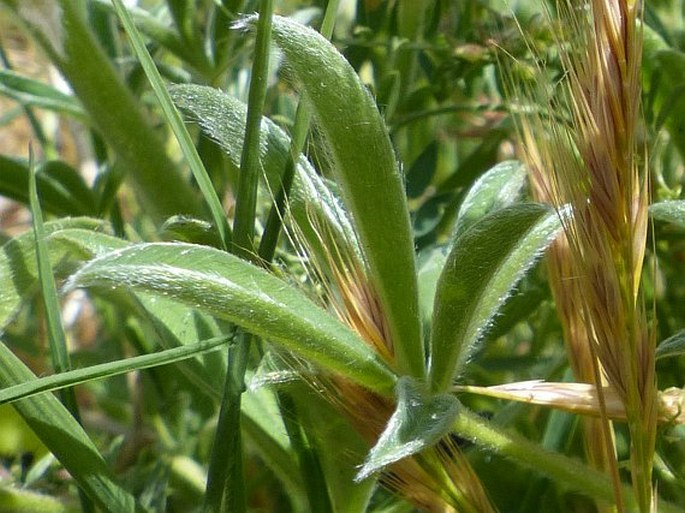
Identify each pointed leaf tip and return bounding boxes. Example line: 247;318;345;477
355;377;459;481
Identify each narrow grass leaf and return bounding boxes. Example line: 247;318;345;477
110;0;231;249
356;376;459;481
0;219;108;333
429;203;561;392
0;344;138;512
28;154;77;382
0;335;231;405
0;69;86;119
650;200;685;229
259;15;423;378
28;151;93;512
452;160;528;240
67;242;396;394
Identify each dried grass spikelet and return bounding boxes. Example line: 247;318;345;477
297;210;495;513
502;1;657;511
456;381;684;425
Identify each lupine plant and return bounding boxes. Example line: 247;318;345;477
0;1;684;512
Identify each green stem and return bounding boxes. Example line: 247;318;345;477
258;0;341;261
453;408;682;513
232;0;274;257
28;150;94;513
203;334;250;513
204;3;274;511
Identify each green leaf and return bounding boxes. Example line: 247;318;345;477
169;84;360;261
0;486;68;513
452;160;528;240
67;242;396;394
0;69;86;119
0;344;138;512
262;15;424;378
356;376;459;481
160;216;224;249
429;204;562;392
0;218;109;332
650;200;685;228
656;329;685;359
0;335;231;405
417;246;449;326
110;0;231;249
0;156;97;216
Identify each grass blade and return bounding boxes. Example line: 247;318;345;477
0;343;138;511
0;335;231;405
110;0;232;250
0;69;86;119
28;148;94;512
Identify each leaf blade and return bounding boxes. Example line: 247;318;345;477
429;203;561;392
67;242;396;394
264;15;424;378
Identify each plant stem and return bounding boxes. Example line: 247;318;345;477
28;149;94;513
452;408;682;513
203;335;250;513
204;2;274;511
232;0;274;258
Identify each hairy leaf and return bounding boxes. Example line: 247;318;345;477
260;15;423;377
429;204;561;392
356;377;459;480
67;243;396;393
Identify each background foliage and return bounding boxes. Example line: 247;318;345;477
0;1;684;512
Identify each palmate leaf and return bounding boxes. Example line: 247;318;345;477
67;242;396;394
429;203;562;392
2;225;307;506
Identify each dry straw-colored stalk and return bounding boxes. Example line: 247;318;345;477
506;1;657;511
